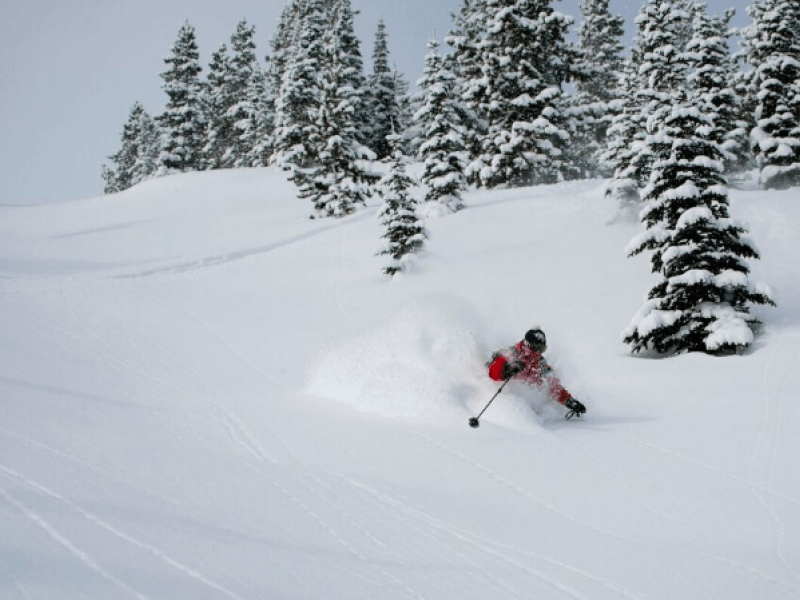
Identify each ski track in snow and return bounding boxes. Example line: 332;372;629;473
0;465;249;600
124;290;286;462
407;429;800;598
0;557;32;600
113;203;378;280
343;477;653;600
290;435;529;600
134;288;287;391
753;331;800;583
0;425;214;526
0;471;150;600
113;227;332;279
606;430;800;508
548;428;705;549
226;393;433;600
81;287;430;597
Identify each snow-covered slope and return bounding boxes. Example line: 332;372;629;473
1;167;798;600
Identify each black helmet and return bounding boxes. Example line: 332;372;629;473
524;328;546;352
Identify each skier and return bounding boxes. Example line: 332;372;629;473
487;327;586;417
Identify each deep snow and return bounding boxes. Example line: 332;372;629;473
1;167;799;600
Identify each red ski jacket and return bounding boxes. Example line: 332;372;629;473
487;341;571;405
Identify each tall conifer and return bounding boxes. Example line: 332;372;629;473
624;100;774;354
470;0;580;188
446;0;490;165
686;7;750;177
573;0;625;177
377;135;426;275
159;22;206;173
415;39;467;214
368;20;401;160
103;102;160;193
203;44;235;170
739;0;800;189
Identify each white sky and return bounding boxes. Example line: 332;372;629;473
0;0;749;205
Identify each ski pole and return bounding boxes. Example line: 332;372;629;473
469;378;511;429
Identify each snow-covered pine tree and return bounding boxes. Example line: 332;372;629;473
470;0;580;188
331;0;370;148
281;1;377;218
628;0;693;188
623;97;774;355
607;0;693;211
225;20;259;168
261;0;308;167
101;165;119;195
158;22;206;173
377;135;426;276
132;109;161;184
102;102;161;194
367;20;401;160
739;0;800;189
103;103;141;193
572;0;626;177
304;43;376;218
266;0;304;101
415;39;467;214
391;68;414;154
603;52;647;215
244;62;274;167
272;0;327;175
686;7;751;177
446;0;489;165
203;44;235;170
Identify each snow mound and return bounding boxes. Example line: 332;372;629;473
306;295;493;424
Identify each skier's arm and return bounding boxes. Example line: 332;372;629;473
548;376;572;405
540;356;572;404
488;350;523;381
488;354;509;381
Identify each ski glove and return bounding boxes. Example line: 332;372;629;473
564;397;586;416
503;360;525;379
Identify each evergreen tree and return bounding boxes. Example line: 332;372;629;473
304;39;375;218
603;54;646;216
158;22;206;173
368;20;401;160
446;0;490;164
415;39;467;214
573;0;626;177
606;0;693;210
623;100;774;355
331;0;370;147
244;62;275;167
102;102;160;194
272;0;328;174
377;135;426;276
226;20;259;168
391;68;414;154
739;0;800;189
131;109;161;184
628;0;693;187
104;104;141;193
101;164;120;195
469;0;580;188
686;7;750;177
203;43;235;170
267;0;305;101
281;1;377;218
